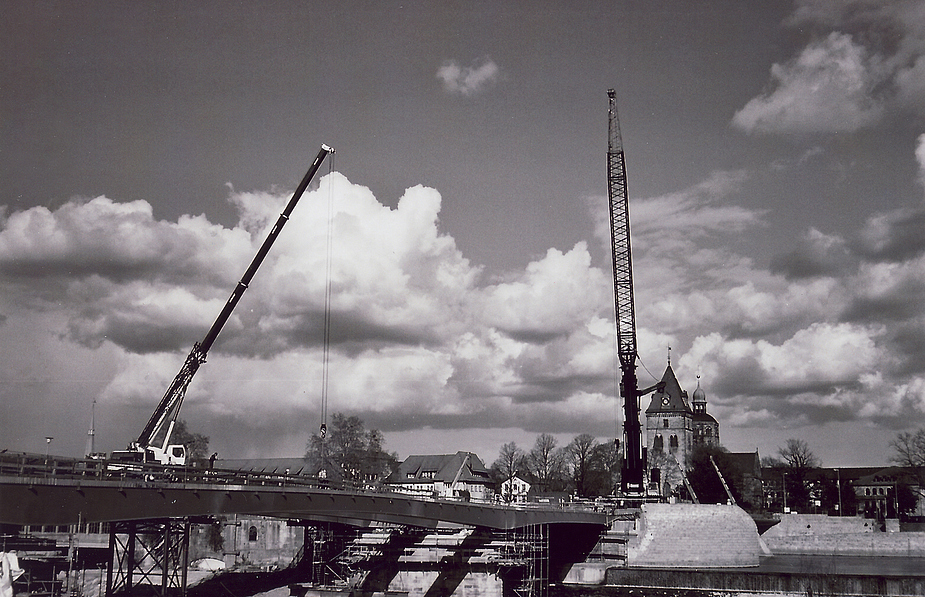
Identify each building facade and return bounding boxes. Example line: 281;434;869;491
384;451;493;501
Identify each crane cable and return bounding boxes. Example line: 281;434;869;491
320;154;336;442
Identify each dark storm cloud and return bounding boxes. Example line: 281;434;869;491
66;313;203;354
239;308;443;358
770;227;852;280
889;322;925;376
843;292;925;324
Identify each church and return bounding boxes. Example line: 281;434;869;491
643;360;720;494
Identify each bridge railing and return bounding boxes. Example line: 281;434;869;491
0;451;620;516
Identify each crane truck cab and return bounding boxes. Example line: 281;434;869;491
110;419;188;468
109;444;187;466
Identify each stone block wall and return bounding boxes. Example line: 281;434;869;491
764;532;925;556
763;513;876;538
626;503;761;567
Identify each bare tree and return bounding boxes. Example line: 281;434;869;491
891;428;925;468
891;428;925;484
776;438;819;512
492;442;526;502
527;433;566;492
778;438;820;469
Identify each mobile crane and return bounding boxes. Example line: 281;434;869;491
606;90;662;497
110;144;335;466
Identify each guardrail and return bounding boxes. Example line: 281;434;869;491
0;451;618;516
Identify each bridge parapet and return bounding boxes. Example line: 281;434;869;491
0;475;607;530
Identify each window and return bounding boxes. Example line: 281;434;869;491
705;428;712;437
248;526;258;542
663;419;669;428
669;435;678;450
653;436;663;451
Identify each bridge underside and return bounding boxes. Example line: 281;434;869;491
0;476;607;531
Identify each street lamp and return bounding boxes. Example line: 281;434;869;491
837;468;842;516
782;470;788;514
44;436;54;457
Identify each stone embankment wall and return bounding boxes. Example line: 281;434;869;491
627;503;761;567
762;513;925;556
604;568;925;597
764;531;925;556
763;513;876;538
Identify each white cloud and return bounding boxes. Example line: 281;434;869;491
4;158;925;459
436;56;501;96
733;32;884;134
738;1;925;135
917;133;925;187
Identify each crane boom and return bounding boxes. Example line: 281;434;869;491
607;89;645;496
133;144;335;457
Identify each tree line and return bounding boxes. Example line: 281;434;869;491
490;433;622;500
169;415;925;517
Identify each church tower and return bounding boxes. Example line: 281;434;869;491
644;360;721;495
691;377;719;448
645;362;693;472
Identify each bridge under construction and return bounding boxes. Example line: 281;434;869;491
0;451;611;597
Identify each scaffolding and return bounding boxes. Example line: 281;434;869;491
105;519;190;597
487;524;548;597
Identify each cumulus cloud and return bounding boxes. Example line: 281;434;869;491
856;206;925;262
735;0;925;135
436;56;501;96
3;154;925;459
733;33;884;134
0;197;251;285
917;133;925;187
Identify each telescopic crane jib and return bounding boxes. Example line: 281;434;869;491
606;90;661;497
112;144;335;466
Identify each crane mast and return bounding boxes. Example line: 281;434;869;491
607;89;645;496
131;144;335;461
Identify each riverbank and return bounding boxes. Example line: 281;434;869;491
557;555;925;597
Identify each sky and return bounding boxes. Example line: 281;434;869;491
2;0;925;469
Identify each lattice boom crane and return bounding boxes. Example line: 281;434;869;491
607;90;660;496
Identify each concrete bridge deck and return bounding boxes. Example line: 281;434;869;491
0;453;608;530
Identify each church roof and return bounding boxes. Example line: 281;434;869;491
645;363;692;414
692;412;718;424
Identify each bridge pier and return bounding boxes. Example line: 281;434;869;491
105;518;190;597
